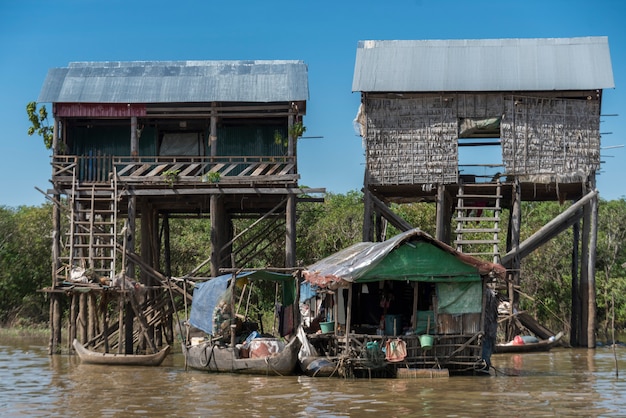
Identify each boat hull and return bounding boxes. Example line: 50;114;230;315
73;339;170;366
184;337;301;375
495;332;563;354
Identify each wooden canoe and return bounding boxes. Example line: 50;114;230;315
73;339;170;366
184;336;301;375
495;331;563;354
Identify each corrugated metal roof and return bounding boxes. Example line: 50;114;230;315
38;60;309;103
352;37;614;92
302;229;506;289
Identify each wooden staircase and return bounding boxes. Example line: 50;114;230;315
61;167;119;281
454;181;502;263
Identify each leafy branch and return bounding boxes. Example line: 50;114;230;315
274;122;306;147
26;101;53;149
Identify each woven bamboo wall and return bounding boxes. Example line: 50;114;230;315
363;94;600;186
365;96;458;186
501;96;600;183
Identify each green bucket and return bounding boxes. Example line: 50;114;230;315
320;321;335;333
419;334;434;350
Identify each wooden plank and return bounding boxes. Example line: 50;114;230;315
251;163;269;176
179;163;201;176
277;164;295;175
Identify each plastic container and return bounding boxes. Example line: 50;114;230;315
419;334;434;350
319;321;335;333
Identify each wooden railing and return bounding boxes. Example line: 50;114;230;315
52;155;298;185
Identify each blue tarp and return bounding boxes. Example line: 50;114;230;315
188;270;295;335
188;274;230;335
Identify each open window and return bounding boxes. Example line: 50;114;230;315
458;117;503;183
159;132;203;156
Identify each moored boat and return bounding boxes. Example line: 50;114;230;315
184;336;301;375
495;331;563;354
73;339;170;366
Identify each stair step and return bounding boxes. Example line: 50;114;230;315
456;205;502;211
455;239;500;245
456;193;502;200
456;216;500;222
455;228;500;233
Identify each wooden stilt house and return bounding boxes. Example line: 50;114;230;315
37;60;316;354
352;37;614;347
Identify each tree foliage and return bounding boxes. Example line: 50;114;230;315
2;193;626;336
26;101;53;149
0;205;53;325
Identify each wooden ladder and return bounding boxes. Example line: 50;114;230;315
64;171;118;280
454;181;502;264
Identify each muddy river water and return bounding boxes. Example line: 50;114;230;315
1;334;625;417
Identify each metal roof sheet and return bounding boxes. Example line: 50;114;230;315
38;60;309;103
352;37;614;92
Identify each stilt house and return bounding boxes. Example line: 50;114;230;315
352;37;614;347
37;60;315;354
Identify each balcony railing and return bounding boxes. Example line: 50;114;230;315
52;155;298;185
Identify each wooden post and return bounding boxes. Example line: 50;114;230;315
88;292;97;345
53;294;62;353
286;194;296;268
570;219;581;346
345;284;353;354
210;195;221;277
506;179;522;340
411;282;419;330
131;116;138;159
287;113;294;158
580;196;591;347
79;293;88;344
48;293;62;354
210;103;217;157
102;294;109;353
436;184;452;244
125;196;136;354
363;187;373;242
229;273;237;348
118;293;125;353
69;293;78;352
587;187;598;348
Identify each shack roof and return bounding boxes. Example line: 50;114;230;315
302;229;506;289
352;37;614;93
38;60;309;104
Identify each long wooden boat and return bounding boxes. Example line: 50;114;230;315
73;339;170;366
495;332;563;354
184;336;301;375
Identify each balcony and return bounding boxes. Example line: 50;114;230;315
52;155;298;188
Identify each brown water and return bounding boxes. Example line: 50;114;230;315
1;335;625;417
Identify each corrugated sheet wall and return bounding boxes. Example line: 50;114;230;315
217;125;286;157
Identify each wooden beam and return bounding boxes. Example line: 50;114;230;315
500;189;598;266
369;192;413;232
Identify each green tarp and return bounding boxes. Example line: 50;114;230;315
355;241;481;283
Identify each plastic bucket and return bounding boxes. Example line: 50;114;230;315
385;314;402;336
320;321;335;333
419;334;434;350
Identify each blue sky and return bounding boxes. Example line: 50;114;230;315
1;0;624;208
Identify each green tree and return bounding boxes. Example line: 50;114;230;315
0;204;53;325
595;198;626;337
296;190;364;264
26;101;54;149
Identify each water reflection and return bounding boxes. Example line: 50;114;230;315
1;335;625;417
